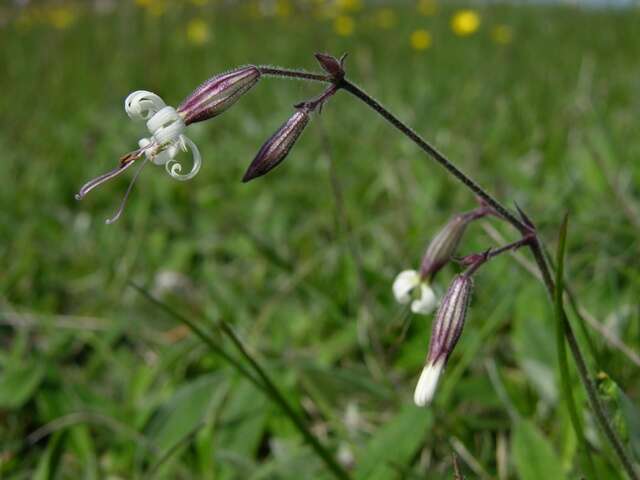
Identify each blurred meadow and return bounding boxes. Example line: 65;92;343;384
1;0;640;478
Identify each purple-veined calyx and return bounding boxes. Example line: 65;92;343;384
178;65;261;125
414;274;472;407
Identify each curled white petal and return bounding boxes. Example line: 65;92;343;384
147;106;186;145
411;283;438;315
125;91;166;120
165;135;201;181
393;270;420;304
414;359;444;407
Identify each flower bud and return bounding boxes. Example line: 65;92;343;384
414;274;472;407
177;65;260;125
242;107;310;182
419;210;483;281
314;52;345;80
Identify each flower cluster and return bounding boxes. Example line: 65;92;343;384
392;207;489;406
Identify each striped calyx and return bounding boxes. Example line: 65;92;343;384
178;65;261;125
414;274;473;406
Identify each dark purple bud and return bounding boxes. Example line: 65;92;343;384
314;53;345;80
177;66;260;125
414;274;473;406
242;108;310;182
419;209;486;280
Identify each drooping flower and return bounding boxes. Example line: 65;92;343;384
393;208;485;315
414;274;472;406
75;66;260;223
392;269;438;315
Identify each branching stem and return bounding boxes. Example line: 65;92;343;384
259;60;638;479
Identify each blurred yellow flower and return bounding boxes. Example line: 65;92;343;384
410;29;432;51
337;0;362;13
275;0;292;18
334;15;354;36
48;6;77;30
451;9;480;36
492;24;513;45
375;8;396;30
136;0;167;17
417;0;437;16
186;19;210;45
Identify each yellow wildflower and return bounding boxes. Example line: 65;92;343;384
136;0;167;17
275;0;292;18
186;19;210;45
334;15;354;36
451;9;480;36
491;24;513;45
417;0;437;16
337;0;362;13
410;29;432;51
47;6;77;30
375;8;396;30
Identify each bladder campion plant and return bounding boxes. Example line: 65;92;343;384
77;53;638;480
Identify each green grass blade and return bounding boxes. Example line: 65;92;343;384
554;214;596;477
132;283;350;480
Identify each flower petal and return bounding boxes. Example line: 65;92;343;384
392;270;420;304
410;283;437;315
125;91;166;121
165;135;201;181
414;359;444;407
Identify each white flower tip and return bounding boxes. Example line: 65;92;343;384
413;360;444;407
410;283;437;315
393;270;420;304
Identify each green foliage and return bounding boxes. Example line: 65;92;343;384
1;1;639;478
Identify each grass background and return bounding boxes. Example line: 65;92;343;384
1;1;639;478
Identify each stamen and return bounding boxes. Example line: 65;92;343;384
105;157;149;224
75;159;137;200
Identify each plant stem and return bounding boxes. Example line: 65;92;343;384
216;320;351;480
130;283;264;390
259;66;330;83
132;284;350;480
336;76;638;479
339;79;528;234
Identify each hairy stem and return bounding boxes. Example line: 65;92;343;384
336;75;637;479
259;66;330;83
339;79;528;234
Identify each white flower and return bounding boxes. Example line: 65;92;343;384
413;359;444;407
124;90;201;181
392;269;437;315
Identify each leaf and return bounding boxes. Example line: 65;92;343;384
0;360;46;409
33;432;66;480
145;372;227;456
217;379;268;479
512;285;557;404
355;404;432;480
512;420;567;480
